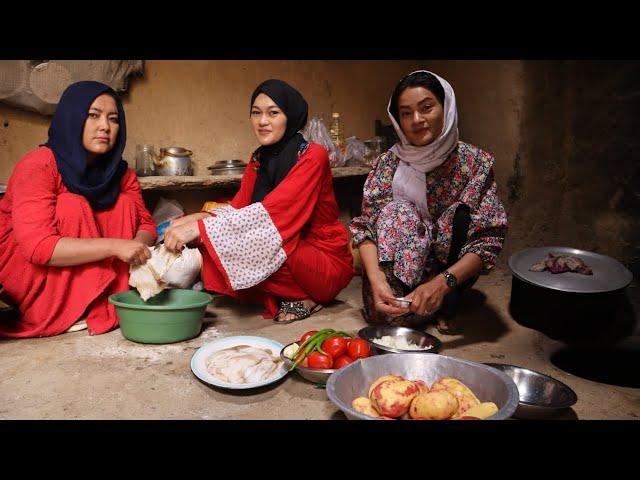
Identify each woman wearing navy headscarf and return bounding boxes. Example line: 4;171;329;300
0;81;157;338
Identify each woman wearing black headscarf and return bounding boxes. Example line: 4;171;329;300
0;81;157;338
164;79;354;323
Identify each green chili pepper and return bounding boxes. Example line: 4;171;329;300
289;330;337;370
290;331;331;370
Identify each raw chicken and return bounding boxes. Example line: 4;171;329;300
529;253;593;275
205;345;283;384
129;244;202;301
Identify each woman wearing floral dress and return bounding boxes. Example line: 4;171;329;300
349;70;507;333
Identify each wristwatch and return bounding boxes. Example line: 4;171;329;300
441;270;458;289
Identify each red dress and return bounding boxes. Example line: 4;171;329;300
198;143;354;318
0;147;157;338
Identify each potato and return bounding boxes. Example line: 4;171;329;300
368;374;405;399
370;379;420;418
409;390;459;420
461;402;499;420
412;379;430;394
352;397;383;419
430;377;480;418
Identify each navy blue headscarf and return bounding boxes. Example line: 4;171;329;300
45;81;128;210
249;79;309;204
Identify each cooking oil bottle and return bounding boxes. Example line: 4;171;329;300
329;112;345;154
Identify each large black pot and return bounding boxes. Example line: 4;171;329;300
508;247;634;344
509;275;631;342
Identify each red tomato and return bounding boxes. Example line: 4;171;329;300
347;339;370;360
321;336;348;358
307;351;333;369
333;355;354;369
299;330;318;345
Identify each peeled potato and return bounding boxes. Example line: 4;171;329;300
430;377;480;418
409;390;459;420
352;397;383;419
461;402;499;419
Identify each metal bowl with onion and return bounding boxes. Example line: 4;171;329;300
358;326;442;355
280;342;337;385
484;363;578;419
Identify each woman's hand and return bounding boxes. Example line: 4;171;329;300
168;212;210;229
111;239;152;266
370;276;411;317
404;274;451;316
163;220;201;252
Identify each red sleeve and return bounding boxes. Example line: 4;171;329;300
10;149;63;265
120;169;158;242
230;158;257;209
261;144;328;247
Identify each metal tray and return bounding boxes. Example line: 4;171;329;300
508;246;633;294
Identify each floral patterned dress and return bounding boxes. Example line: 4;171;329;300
349;141;507;325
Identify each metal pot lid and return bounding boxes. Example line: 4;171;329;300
164;146;192;156
508;246;633;294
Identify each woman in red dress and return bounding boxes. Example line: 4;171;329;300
0;81;156;338
164;79;354;323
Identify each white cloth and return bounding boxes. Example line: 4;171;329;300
387;70;459;220
201;203;286;291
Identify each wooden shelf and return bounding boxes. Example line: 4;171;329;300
138;166;371;191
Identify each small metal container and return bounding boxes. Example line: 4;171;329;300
326;353;519;420
358;326;441;354
484;363;578;419
280;342;336;385
207;159;246;176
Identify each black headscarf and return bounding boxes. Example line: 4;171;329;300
44;81;128;210
249;79;308;203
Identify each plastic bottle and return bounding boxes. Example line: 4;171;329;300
329;112;345;154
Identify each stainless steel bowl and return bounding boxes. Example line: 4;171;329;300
280;342;336;385
358;326;441;354
484;363;577;419
327;353;519;420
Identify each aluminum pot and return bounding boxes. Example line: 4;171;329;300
326;353;519;420
153;146;194;176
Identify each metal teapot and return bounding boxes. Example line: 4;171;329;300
152;146;194;176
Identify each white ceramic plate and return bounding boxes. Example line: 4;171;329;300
191;336;287;390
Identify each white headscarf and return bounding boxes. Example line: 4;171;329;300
388;70;459;220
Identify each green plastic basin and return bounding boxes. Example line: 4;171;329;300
108;289;213;344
